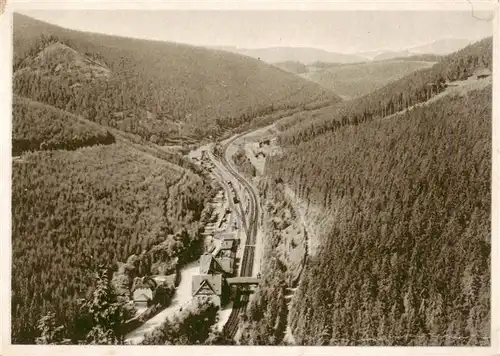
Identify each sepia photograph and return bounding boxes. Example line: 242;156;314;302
1;2;498;354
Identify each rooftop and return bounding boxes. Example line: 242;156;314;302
220;239;234;250
216;257;233;274
200;253;215;274
133;288;153;301
226;276;261;285
192;274;223;296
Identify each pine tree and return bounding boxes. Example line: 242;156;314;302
36;311;64;344
82;267;130;344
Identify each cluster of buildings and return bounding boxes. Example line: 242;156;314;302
191;232;239;307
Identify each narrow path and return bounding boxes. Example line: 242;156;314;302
124;261;199;345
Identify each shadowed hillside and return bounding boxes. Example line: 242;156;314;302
12;141;214;343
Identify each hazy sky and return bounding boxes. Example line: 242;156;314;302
20;10;493;53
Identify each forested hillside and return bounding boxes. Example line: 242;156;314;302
12;141;213;343
13;13;337;145
11;13;340;343
280;37;492;145
267;85;491;345
13;95;114;155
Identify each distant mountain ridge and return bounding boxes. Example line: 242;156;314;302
299;59;436;99
212;46;366;65
273;60;309;74
212;37;475;65
410;38;474;55
370;38;475;61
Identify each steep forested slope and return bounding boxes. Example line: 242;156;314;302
13;13;337;145
12;95;115;155
268;86;491;345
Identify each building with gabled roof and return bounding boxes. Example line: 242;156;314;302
199;252;234;276
216;257;234;275
132;287;153;307
199;253;216;274
191;274;227;307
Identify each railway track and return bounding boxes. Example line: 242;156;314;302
218;133;260;339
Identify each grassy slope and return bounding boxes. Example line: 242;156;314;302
301;60;435;99
13;13;338;144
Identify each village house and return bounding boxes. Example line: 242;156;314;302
131;276;157;307
199;252;234;276
191;274;228;307
132;287;153;308
153;273;177;289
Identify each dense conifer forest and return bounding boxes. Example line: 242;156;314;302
239;253;290;345
11;142;213;343
267;86;491;345
11;12;492;347
12;95;114;155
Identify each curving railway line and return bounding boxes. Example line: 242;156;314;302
215;133;260;339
